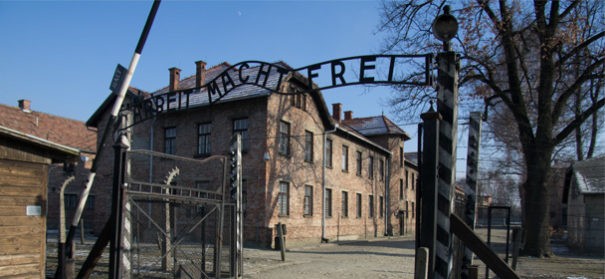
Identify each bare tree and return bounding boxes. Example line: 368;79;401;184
379;0;604;257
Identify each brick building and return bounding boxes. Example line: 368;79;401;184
0;100;96;233
86;60;416;247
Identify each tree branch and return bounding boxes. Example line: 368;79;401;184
555;31;605;68
554;97;605;145
553;57;605;121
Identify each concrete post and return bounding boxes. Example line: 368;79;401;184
417;107;441;279
462;111;483;278
435;49;459;279
415;247;430;279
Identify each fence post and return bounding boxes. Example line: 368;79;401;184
417;107;441;279
512;227;522;270
415;247;430;279
462;111;483;279
435;31;460;279
277;223;286;261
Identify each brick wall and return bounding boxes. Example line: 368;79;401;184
88;80;415;247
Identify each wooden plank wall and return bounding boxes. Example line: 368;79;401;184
0;159;48;279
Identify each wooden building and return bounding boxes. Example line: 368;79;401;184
0;125;79;278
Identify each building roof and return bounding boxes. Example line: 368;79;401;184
151;61;290;108
342;115;410;139
0;125;80;162
86;86;150;127
404;152;419;168
571;156;605;194
0;102;96;153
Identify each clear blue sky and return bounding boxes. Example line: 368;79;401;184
1;0;468;158
0;1;404;121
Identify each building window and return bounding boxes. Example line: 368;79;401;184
197;123;211;156
325;188;333;218
356;151;362;176
326;139;333;168
304;131;313;163
400;147;404;167
405;201;409;218
356;193;362;218
411;173;415;190
278;182;289;216
379;159;384;181
369;156;374;179
369;195;374;218
379;196;384;218
164;127;176;154
341;191;348;217
278;120;290;156
411;201;415;218
405;170;409;189
341;145;349;172
304;185;313;216
233;118;249;151
295;94;306;110
291;90;306;110
399;179;404;200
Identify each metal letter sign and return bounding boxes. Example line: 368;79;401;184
109;64;127;93
121;54;433;128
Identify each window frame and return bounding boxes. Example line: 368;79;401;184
304;130;314;163
369;194;374;218
379;159;384;181
278;120;291;156
341;145;349;172
356;151;362;176
325;188;333;218
399;179;404;200
341;191;348;218
379;196;384;218
356;193;362;218
164;126;177;154
196;122;212;156
368;155;374;179
233;118;249;151
326;138;333;168
278;181;289;216
304;185;313;217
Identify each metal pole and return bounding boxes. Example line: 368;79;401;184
486;207;492;279
415;123;423;251
435;46;459;279
64;0;161;266
109;121;127;279
505;207;511;263
462;112;483;278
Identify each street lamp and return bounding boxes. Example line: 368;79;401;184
431;4;459;279
432;5;458;51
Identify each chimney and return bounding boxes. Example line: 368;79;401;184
18;99;31;113
169;67;181;91
332;103;342;122
195;60;207;88
344;110;353;120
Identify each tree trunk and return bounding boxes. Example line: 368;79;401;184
521;147;554;257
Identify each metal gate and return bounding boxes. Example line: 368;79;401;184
124;149;235;278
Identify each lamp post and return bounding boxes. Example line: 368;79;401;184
432;5;459;279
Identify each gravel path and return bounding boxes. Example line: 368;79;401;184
244;236;416;279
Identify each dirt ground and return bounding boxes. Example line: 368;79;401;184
46;229;604;278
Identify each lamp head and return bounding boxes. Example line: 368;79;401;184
432;5;458;50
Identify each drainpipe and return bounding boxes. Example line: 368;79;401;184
385;156;391;236
322;123;338;242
